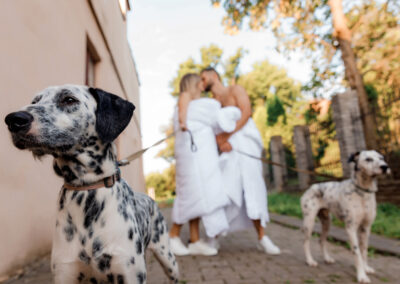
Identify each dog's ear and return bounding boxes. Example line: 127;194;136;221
89;88;135;143
347;151;360;163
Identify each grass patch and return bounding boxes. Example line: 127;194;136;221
371;203;400;239
268;192;400;239
156;197;175;208
268;192;303;218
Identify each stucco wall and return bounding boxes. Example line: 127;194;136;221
0;0;144;277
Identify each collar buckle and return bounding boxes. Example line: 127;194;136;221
103;169;121;188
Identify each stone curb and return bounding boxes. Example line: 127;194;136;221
270;213;400;257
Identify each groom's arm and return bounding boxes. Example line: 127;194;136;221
217;86;251;139
231;85;252;133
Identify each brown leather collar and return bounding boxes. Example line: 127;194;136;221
63;171;121;191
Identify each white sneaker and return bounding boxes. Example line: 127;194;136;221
188;240;218;256
170;237;189;256
207;237;220;250
257;236;281;255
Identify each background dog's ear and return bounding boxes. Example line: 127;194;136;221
347;151;360;163
89;88;135;143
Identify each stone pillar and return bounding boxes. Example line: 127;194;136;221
331;90;367;178
293;125;314;190
270;136;288;191
262;148;272;189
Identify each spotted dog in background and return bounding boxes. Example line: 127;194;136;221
301;150;390;283
5;85;179;284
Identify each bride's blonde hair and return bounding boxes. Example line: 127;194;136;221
179;73;201;95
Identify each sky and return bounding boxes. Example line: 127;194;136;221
127;0;312;175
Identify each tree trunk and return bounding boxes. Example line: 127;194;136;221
328;0;377;149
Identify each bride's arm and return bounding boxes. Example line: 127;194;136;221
178;91;191;131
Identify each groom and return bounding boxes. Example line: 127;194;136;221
200;67;281;255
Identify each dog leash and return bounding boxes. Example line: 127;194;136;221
117;129;197;167
234;149;343;181
117;131;342;181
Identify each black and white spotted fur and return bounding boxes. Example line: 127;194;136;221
5;85;179;284
301;150;390;283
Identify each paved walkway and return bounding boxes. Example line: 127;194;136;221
4;208;400;284
270;213;400;256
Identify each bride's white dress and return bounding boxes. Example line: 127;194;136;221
172;98;241;237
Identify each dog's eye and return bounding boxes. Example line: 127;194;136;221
61;96;79;105
366;158;373;162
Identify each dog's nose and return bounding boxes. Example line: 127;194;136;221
380;165;389;173
5;111;34;133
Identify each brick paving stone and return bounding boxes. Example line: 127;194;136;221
270;213;400;256
3;207;400;284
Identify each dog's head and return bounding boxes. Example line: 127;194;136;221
5;85;135;157
348;150;390;177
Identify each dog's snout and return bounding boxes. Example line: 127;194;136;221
380;165;389;173
5;111;34;133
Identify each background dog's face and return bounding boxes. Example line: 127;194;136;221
349;150;390;177
5;85;135;157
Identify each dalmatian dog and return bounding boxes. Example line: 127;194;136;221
301;150;390;283
5;85;179;284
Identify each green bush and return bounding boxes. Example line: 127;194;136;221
145;164;176;199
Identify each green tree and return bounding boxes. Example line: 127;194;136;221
145;171;167;198
170;44;226;96
223;47;246;84
211;0;400;149
145;164;176;199
238;60;302;107
156;123;175;163
238;59;306;151
267;95;286;126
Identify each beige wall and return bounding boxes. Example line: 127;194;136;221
0;0;144;277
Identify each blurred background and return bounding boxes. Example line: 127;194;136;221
134;0;400;206
1;0;399;280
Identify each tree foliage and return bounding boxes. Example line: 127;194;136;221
238;59;302;106
238;59;306;150
223;47;247;84
145;165;176;199
267;95;286;126
211;0;399;96
156;123;175;163
170;44;246;96
211;0;400;151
